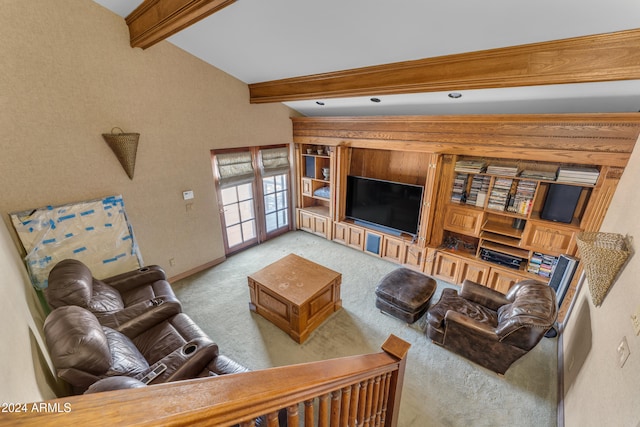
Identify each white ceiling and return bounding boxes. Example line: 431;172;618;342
94;0;640;116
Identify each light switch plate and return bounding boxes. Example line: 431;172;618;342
617;336;630;368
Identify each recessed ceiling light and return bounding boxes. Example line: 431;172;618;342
448;92;462;99
370;97;381;103
315;101;325;106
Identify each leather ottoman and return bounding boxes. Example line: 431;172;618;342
375;268;437;323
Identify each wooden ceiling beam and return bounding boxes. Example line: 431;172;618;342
249;29;640;104
126;0;237;49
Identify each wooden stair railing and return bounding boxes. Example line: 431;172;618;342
0;334;410;427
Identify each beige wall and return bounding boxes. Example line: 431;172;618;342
562;137;640;426
0;220;60;402
1;1;293;273
0;0;293;402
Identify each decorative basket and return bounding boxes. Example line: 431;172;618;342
576;231;630;306
102;127;139;179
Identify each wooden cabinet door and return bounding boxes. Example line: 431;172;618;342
382;237;405;263
459;259;490;285
298;210;314;233
521;221;577;256
332;222;348;245
432;252;460;283
443;205;484;237
298;210;329;238
347;226;365;251
404;244;426;271
486;268;523;294
312;216;329;238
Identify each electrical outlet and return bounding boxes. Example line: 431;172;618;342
169;258;176;267
632;305;640;335
617;336;630;368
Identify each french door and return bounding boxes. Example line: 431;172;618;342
219;182;259;252
213;146;291;255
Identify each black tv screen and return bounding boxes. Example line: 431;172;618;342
345;175;424;236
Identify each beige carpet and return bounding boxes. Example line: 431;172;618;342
173;231;557;427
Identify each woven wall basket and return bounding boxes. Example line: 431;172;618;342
102;127;139;179
576;232;630;306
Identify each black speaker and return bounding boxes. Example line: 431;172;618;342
540;184;582;223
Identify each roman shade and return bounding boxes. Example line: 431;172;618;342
260;147;290;177
215;151;255;188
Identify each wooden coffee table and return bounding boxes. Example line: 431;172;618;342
248;254;342;343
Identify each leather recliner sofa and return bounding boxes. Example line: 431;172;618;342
44;305;221;393
426;279;557;374
42;259;251;394
46;259;182;335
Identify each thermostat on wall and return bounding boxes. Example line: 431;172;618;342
182;190;194;200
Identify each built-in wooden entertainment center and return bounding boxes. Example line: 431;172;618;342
292;114;640;322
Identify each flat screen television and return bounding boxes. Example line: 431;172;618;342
345;175;424;236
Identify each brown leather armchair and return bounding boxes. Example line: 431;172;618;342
45;259;182;334
426;279;557;374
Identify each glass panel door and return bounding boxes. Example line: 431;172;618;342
219;182;258;253
262;173;289;235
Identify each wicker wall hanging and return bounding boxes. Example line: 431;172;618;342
102;127;140;179
576;232;631;306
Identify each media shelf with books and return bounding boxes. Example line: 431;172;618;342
443;156;601;285
450;157;599;222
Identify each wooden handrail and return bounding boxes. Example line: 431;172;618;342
0;335;410;427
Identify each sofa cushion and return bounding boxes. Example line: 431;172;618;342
120;279;174;306
427;288;498;330
102;327;149;377
133;313;217;365
90;279;125;313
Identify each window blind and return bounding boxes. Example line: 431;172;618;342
260;147;290;177
215;151;255;188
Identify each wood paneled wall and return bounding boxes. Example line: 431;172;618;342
349;148;431;185
293;114;640;168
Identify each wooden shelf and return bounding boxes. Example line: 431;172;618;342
440;248;477;260
528;212;581;228
482;220;523;239
299;205;330;217
483;207;529;219
480;231;521;247
303;153;330;159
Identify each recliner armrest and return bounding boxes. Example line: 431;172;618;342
444;310;499;342
84;376;147;394
103;265;167;293
460;280;510;311
144;338;219;384
98;297;182;338
208;354;251;376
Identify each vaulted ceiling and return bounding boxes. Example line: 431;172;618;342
94;0;640;116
